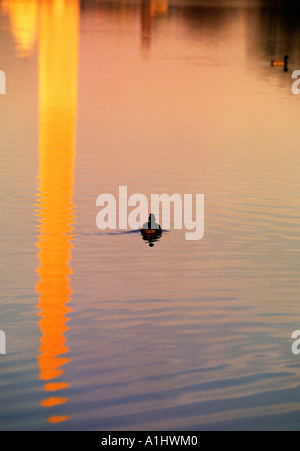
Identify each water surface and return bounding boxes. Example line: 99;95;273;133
0;0;300;431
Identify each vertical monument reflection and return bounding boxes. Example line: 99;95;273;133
141;0;168;49
36;0;79;425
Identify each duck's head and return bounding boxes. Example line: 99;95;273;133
149;213;156;226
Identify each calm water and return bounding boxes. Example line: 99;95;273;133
0;0;300;431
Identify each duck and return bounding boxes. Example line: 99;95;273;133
140;213;162;245
271;55;289;72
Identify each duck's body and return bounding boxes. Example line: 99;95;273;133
140;228;161;237
271;61;285;67
271;55;289;72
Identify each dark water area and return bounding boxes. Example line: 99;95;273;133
0;0;300;431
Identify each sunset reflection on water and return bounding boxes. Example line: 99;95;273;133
36;0;79;425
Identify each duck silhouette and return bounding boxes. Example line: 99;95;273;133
271;55;289;72
140;213;162;246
